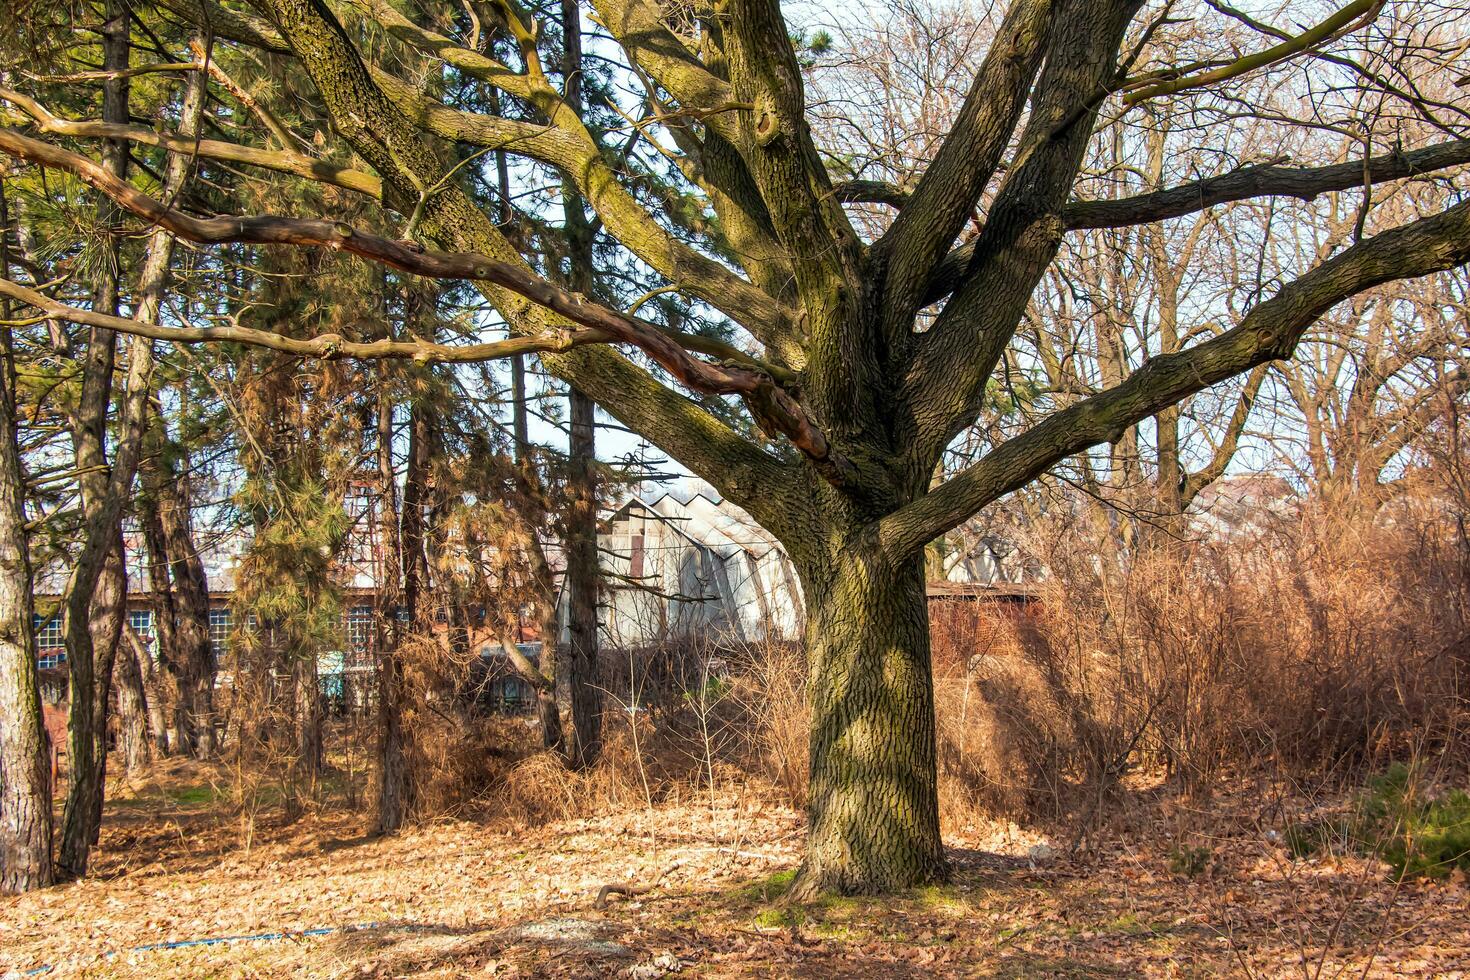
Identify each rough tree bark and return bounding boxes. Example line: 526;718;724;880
12;0;1470;899
143;444;216;758
138;493;178;754
560;0;603;771
0;174;51;894
116;626;153;776
565;388;601;768
373;360;412;832
797;547;943;893
57;0;130;875
289;645;324;811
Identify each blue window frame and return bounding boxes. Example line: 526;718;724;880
128;609;157;658
34;614;64;668
208;607;232;663
344;605;374;668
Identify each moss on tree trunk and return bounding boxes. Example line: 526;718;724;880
792;546;946;897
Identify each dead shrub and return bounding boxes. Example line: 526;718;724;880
726;640;809;807
930;497;1470;831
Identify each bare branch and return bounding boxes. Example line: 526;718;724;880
880;197;1470;557
1067;139;1470;231
1121;0;1384;106
0;278;607;363
922;138;1470;304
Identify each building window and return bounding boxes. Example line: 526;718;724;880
630;533;645;578
344;605;374;668
34;614;64;669
127;609;157;658
208;607;232;664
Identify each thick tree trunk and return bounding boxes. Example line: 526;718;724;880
159;471;215;757
0;180;51;889
791;547;946;898
0;479;49;894
141;435;216;757
116;626;153;776
59;530;123;876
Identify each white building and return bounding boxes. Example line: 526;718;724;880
584;488;805;648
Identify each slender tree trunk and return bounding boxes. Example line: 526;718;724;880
565;388;602;769
290;646;322;807
138;628;169;755
791;547;946;898
505;340;565;752
84;532;126;840
0;174;52;894
374;366;412;832
139;497;181;753
58;0;129;878
557;0;603;770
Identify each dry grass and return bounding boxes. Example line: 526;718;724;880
920;501;1470;836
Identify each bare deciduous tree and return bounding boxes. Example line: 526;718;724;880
2;0;1469;896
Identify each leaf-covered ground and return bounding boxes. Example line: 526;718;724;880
2;763;1467;978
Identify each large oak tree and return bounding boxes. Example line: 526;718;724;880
3;0;1469;895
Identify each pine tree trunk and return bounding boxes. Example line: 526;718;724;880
0;182;51;889
0;478;49;894
89;537;126;833
375;646;410;829
791;547;946;898
139;501;180;754
565;388;602;770
58;0;128;878
558;0;602;771
116;627;152;776
144;451;215;758
139;634;169;756
374;370;411;832
168;531;215;758
59;532;122;875
289;649;323;810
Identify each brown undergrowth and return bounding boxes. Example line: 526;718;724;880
3;761;1468;978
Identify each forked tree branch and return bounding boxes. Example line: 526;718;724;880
1120;0;1383;106
923;137;1470;304
872;0;1054;342
370;70;798;342
880;196;1470;558
254;0;811;530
